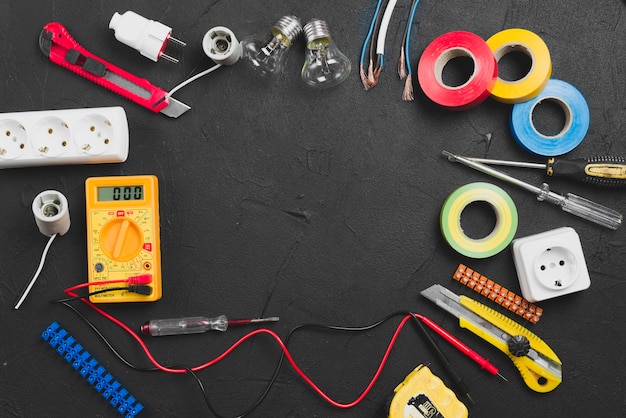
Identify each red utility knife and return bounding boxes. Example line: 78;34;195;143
39;22;190;118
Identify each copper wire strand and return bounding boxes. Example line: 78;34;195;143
402;74;414;101
398;48;407;80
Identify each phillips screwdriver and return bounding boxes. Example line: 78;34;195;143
141;315;280;337
443;150;623;230
464;155;626;186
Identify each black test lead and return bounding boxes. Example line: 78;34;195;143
141;315;280;336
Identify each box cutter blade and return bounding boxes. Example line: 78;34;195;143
39;22;190;118
421;284;562;393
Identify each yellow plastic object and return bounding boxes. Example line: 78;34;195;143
459;296;562;392
486;28;552;104
388;364;468;418
85;175;161;303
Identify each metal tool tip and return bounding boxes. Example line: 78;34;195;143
442;150;457;161
251;317;280;323
498;372;509;382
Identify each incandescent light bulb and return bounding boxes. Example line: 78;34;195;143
301;19;351;89
241;15;303;77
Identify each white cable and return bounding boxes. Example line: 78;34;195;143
167;64;223;98
376;0;398;55
14;233;57;310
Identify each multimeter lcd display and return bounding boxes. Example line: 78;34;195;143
97;185;144;201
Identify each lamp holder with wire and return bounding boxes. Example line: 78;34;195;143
14;190;71;309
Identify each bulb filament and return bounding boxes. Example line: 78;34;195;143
261;35;284;57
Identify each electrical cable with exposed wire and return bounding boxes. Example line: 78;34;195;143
360;0;386;89
398;0;420;101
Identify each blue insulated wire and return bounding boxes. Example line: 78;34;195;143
404;0;420;75
360;0;385;66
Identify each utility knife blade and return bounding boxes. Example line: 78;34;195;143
40;22;190;118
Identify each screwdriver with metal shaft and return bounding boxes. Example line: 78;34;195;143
463;155;626;186
442;150;623;230
141;315;280;336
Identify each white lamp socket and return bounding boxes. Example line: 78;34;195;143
0;106;128;169
512;226;590;302
32;190;71;237
202;26;242;65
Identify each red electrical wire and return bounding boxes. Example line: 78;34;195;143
65;279;130;294
63;285;414;409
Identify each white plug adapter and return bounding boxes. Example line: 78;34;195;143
512;227;590;302
109;11;185;63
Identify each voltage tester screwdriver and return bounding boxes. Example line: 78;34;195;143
463;155;626;186
141;315;280;336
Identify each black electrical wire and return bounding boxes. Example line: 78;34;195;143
51;287;128;303
55;299;420;418
55;300;471;417
51;285;152;303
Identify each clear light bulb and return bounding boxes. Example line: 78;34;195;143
301;19;352;89
241;15;303;77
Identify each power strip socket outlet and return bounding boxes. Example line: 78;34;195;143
0;106;128;169
512;227;590;302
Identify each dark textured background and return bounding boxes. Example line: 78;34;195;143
1;1;626;417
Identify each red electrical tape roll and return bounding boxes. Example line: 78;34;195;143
418;31;497;110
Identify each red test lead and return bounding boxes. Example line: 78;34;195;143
141;315;280;337
414;313;508;381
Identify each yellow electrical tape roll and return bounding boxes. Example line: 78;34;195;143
486;28;552;104
440;182;518;258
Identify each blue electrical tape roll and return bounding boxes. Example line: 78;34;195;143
510;79;589;156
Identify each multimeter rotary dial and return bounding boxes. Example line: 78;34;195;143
99;217;144;262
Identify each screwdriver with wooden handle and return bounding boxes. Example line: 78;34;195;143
465;156;626;186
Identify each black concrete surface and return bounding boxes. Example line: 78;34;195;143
1;1;626;417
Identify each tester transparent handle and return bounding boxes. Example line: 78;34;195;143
141;315;228;336
561;193;623;230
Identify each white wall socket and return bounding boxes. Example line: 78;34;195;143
0;106;128;169
512;226;590;302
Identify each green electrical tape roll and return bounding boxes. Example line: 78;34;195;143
440;182;518;258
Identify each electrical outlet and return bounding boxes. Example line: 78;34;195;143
0;119;27;159
512;227;590;302
31;116;71;157
0;107;128;169
75;114;116;155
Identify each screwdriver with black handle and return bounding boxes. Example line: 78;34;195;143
465;156;626;186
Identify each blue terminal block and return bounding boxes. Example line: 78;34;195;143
42;321;144;417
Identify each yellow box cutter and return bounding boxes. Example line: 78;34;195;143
421;284;562;393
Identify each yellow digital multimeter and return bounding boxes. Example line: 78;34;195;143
85;175;161;303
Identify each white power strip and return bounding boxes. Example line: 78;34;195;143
0;106;129;169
